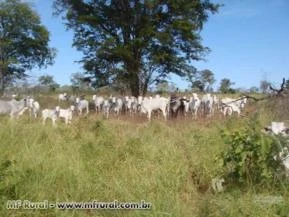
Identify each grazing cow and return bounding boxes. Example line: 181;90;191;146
124;96;138;116
212;95;219;115
140;97;169;121
0;98;28;119
131;99;138;115
42;107;59;126
110;97;123;116
220;98;241;117
263;122;289;136
27;98;40;118
182;96;190;116
124;96;132;116
102;99;110;119
169;95;185;118
201;93;214;117
57;105;75;125
137;96;144;112
75;98;89;115
189;93;201;119
93;95;104;113
58;93;67;102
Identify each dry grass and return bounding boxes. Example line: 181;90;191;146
0;94;288;217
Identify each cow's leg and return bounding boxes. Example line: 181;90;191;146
42;117;46;125
161;108;167;121
147;111;151;121
52;117;57;127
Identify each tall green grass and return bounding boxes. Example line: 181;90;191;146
0;104;288;216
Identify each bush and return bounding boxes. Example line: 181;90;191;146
220;117;289;187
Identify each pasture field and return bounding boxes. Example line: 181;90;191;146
0;94;289;217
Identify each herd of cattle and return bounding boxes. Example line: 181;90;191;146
0;92;249;126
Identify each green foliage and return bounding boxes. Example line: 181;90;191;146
260;80;271;93
186;68;215;92
0;0;56;90
38;75;59;92
0;159;17;200
219;78;235;94
1;94;288;216
285;78;289;90
54;0;219;96
70;72;91;91
220;117;288;186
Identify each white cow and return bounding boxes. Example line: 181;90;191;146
76;98;89;115
212;95;219;115
110;97;123;116
0;98;28;119
201;93;214;117
189;93;201;119
220;98;242;116
57;105;75;125
27;98;40;118
93;95;104;113
140;97;169;121
182;96;190;116
42;107;59;126
102;99;110;119
124;96;138;116
58;93;67;102
264;122;289;136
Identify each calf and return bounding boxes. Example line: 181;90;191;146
57;105;75;125
42;107;59;126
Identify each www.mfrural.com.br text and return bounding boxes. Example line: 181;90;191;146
7;200;152;210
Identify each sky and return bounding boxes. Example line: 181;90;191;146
28;0;289;90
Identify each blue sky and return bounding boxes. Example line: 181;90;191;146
29;0;289;90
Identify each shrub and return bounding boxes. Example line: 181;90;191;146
220;117;289;187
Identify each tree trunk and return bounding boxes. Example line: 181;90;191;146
126;56;141;97
142;78;149;96
130;73;140;97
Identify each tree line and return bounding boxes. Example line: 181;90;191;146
1;0;220;95
1;0;288;96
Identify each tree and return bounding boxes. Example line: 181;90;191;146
186;68;215;92
70;72;90;90
54;0;219;96
285;78;289;90
156;81;169;94
200;69;215;92
0;0;56;91
249;86;259;93
38;75;59;92
260;80;271;93
191;80;205;92
219;78;235;94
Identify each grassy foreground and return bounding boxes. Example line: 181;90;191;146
0;105;288;216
